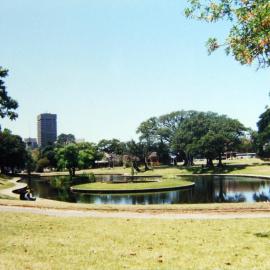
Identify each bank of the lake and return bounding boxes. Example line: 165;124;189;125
0;175;18;200
2;158;270;205
0;176;14;190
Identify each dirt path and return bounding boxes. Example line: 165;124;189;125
1;205;270;220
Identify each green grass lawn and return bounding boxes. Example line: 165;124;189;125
1;212;270;270
72;178;193;191
39;158;270;178
86;158;270;177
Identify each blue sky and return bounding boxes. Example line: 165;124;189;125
1;0;269;142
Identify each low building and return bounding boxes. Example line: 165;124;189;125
24;138;38;149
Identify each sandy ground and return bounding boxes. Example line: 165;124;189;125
1;205;270;220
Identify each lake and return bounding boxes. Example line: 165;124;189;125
23;175;270;205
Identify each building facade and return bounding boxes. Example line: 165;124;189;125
24;138;38;150
37;113;57;147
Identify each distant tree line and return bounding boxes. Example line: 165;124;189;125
1;65;270;177
0;108;267;177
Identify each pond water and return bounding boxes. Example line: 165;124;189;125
23;175;270;205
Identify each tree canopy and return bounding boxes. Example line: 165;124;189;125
57;133;76;146
137;110;246;167
0;129;27;173
256;108;270;156
56;144;79;177
97;139;126;155
0;67;18;120
185;0;270;68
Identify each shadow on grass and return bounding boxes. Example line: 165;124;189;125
254;232;270;238
150;164;252;174
183;164;250;174
142;162;270;175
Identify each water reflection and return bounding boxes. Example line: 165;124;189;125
24;175;270;205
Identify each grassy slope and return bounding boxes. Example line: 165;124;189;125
1;212;270;270
0;176;14;190
72;179;192;191
0;175;17;200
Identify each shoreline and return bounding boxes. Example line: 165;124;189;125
0;173;269;219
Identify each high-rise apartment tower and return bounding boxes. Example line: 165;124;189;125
37;113;57;147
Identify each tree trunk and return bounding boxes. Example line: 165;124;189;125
133;160;141;172
217;154;223;167
144;157;150;171
183;154;194;166
190;156;195;166
206;158;214;168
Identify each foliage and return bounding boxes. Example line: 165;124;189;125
57;133;76;145
41;145;57;168
31;148;41;163
36;157;50;172
51;174;96;190
137;110;246;167
56;144;79;177
0;67;18;120
136;116;175;166
77;142;101;169
51;176;71;190
34;141;101;174
256;108;270;156
185;0;270;68
172;111;246;166
0;129;27;173
25;151;36;175
236;131;256;153
97;139;126;155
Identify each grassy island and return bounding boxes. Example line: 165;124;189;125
71;178;194;193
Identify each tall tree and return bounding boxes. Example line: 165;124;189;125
136;118;160;169
41;145;58;169
0;129;27;174
57;133;76;145
0;67;18;120
97;139;126;155
56;144;79;177
185;0;270;68
77;142;101;169
172;112;246;167
256;108;270;156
